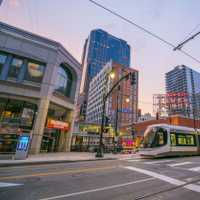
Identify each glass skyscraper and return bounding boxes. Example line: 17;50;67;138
80;29;130;94
165;65;200;119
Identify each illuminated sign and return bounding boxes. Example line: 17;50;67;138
47;119;70;131
17;136;30;151
166;92;188;97
118;109;132;113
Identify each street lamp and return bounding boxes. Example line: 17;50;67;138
96;71;136;158
109;71;115;79
125;98;130;103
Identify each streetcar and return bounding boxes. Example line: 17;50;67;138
139;124;200;158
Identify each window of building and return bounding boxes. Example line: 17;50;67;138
55;67;68;94
8;57;23;80
54;65;73;97
0;52;7;76
0;98;37;129
25;61;45;83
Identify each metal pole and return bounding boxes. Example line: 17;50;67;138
114;85;120;137
96;96;106;157
192;94;197;131
114;85;120;152
95;72;132;158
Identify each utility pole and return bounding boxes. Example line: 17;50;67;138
173;31;200;51
114;85;120;143
96;71;136;158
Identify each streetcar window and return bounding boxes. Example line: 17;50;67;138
152;128;167;147
177;135;187;145
143;127;167;148
176;133;196;146
170;133;176;146
198;135;200;144
186;135;195;145
157;131;164;145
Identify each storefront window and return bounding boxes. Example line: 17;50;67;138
0;98;37;129
25;61;45;83
8;57;23;80
0;52;7;76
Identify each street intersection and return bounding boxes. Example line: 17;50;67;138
1;155;200;200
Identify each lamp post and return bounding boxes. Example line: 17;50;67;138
96;71;136;158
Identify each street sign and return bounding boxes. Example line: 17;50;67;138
15;134;31;160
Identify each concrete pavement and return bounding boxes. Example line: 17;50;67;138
0;152;136;167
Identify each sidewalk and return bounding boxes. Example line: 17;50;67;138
0;152;136;167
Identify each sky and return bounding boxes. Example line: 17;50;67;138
0;0;200;115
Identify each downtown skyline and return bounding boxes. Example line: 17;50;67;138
1;0;200;114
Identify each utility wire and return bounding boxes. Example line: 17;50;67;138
181;23;200;43
88;0;200;64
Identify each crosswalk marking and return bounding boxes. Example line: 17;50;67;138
189;167;200;172
124;166;200;193
168;162;192;167
0;182;22;188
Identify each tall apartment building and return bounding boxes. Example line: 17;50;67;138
165;65;200;118
77;29;131;121
86;61;138;129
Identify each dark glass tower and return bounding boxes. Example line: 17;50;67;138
80;29;130;94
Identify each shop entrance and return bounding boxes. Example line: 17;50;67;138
40;129;61;153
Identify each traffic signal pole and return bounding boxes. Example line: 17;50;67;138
96;71;136;157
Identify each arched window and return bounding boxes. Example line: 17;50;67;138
55;65;73;97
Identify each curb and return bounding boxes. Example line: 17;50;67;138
0;158;117;167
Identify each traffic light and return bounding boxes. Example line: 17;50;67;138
130;72;137;85
104;116;110;127
131;127;135;138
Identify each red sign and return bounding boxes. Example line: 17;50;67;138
47;120;70;131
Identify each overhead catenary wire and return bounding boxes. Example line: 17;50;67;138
180;23;200;44
88;0;200;64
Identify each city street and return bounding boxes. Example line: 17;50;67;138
1;155;200;200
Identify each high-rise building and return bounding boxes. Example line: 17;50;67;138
80;29;130;94
79;29;131;120
86;61;138;129
165;65;200;118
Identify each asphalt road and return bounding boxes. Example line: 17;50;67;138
1;155;200;200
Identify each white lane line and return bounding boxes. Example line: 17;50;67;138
168;162;193;167
124;166;200;193
145;160;174;165
119;157;141;160
189;167;200;172
39;177;155;200
127;159;141;162
0;182;22;188
185;184;200;192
